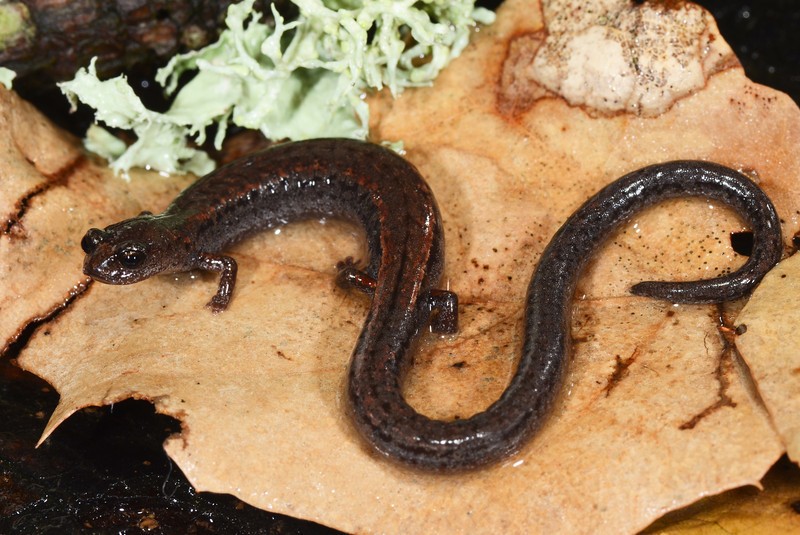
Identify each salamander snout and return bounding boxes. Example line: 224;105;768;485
80;214;178;286
82;235;152;285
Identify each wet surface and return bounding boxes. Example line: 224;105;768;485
1;1;798;533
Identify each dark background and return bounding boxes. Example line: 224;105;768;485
2;1;798;533
701;0;799;103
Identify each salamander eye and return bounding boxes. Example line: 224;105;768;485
81;228;106;254
117;244;147;269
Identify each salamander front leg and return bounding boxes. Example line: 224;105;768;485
196;253;238;313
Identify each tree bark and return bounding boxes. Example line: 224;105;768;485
0;1;279;90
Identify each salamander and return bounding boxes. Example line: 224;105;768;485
81;140;783;470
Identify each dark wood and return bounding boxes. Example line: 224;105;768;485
0;1;279;89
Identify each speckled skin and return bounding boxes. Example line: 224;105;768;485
346;160;782;470
81;143;783;471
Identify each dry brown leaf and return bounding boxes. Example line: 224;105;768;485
4;0;800;533
644;459;800;534
0;88;195;349
736;254;800;462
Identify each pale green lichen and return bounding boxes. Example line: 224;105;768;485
0;66;16;89
0;3;32;51
59;0;494;175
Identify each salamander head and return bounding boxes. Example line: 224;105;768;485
81;212;182;285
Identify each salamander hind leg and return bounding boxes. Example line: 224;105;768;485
425;289;459;334
335;256;377;296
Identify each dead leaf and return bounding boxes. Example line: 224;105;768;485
4;0;800;533
0;87;195;350
736;254;800;462
644;458;800;534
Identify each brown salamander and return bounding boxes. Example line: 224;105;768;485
81;140;783;470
